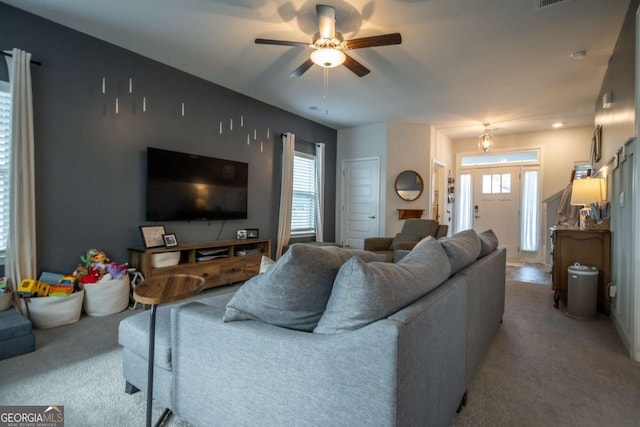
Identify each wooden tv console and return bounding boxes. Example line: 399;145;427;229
129;239;271;289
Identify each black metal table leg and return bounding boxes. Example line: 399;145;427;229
146;305;173;427
154;408;171;427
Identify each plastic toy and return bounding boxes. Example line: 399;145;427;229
48;284;74;297
17;279;50;298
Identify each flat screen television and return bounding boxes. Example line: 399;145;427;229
146;147;248;221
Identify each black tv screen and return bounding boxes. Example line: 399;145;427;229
146;147;248;221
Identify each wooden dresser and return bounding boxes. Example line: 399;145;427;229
551;228;611;314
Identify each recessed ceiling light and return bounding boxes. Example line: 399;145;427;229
571;50;586;60
552;122;564;128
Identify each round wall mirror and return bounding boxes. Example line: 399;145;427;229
395;170;424;201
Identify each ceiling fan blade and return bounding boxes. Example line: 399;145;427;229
316;4;336;39
343;54;370;77
290;59;315;77
345;33;402;50
255;38;309;48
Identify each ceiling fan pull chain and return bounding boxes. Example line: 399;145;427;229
323;67;329;115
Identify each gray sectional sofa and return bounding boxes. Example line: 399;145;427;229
119;229;505;427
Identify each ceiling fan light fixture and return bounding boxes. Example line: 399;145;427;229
311;48;346;68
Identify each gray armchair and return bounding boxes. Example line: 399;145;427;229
364;219;448;261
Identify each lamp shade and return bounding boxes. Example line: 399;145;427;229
310;48;346;68
570;178;604;206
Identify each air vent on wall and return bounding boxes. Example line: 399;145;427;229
536;0;572;10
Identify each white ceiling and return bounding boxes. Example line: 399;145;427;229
2;0;631;139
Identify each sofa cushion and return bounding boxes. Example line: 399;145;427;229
223;244;386;331
259;255;275;273
391;233;422;250
478;229;499;258
118;304;174;370
314;237;451;334
439;229;482;274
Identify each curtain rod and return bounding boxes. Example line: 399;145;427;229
1;51;42;66
280;133;321;146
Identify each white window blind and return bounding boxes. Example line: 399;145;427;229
291;152;316;235
0;81;11;255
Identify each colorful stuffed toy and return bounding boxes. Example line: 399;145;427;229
74;249;127;286
107;262;128;280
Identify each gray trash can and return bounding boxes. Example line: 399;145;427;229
566;263;598;319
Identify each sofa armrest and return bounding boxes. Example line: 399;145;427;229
364;237;393;251
171;302;400;426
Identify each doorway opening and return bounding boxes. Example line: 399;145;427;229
456;150;541;262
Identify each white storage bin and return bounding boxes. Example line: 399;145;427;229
151;251;181;268
0;291;13;311
83;275;130;317
26;290;84;329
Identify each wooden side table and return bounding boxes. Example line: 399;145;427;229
133;274;205;427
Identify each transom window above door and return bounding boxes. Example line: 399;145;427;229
460;150;539;167
482;173;511;194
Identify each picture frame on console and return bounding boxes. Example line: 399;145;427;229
140;225;166;248
591;124;602;163
246;229;259;239
236;229;247;240
163;233;178;248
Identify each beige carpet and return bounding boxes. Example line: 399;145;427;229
452;280;640;427
1;280;639;426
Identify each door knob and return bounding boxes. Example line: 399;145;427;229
368;216;376;219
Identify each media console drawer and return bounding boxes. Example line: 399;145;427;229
129;239;271;290
175;263;222;288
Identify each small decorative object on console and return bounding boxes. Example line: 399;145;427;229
236;229;247;240
163;233;178;247
140;225;167;248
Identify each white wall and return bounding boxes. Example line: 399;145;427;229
453;126;593;200
386;123;431;236
431;128;455;235
336;122;454;241
336;123;387;242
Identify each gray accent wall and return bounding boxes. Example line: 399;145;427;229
0;2;337;274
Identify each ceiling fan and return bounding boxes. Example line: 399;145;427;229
255;4;402;78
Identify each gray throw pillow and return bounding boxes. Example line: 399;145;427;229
314;237;451;334
223;244;385;331
439;229;482;274
478;229;499;258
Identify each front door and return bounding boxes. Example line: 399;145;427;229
341;158;380;248
473;167;520;259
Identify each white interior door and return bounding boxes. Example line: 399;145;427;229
341;158;380;248
473;167;520;259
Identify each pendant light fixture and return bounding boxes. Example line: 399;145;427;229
478;123;494;153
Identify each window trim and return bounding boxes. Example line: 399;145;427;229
0;80;11;260
290;150;317;236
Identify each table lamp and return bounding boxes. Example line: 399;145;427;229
570;177;605;230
